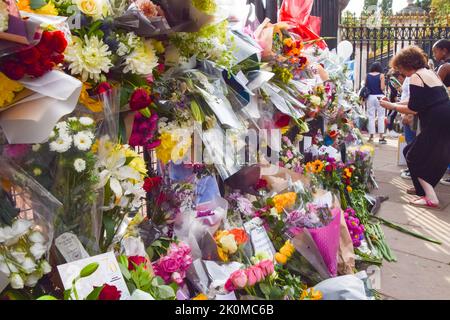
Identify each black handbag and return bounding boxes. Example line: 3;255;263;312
359;85;371;100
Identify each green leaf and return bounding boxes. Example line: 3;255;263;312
63;289;72;301
259;283;271;297
190;100;205;123
86;286;104;300
30;0;47;9
146;246;154;260
79;262;100;278
119;262;132;280
157;285;175;299
37;295;58;300
152;276;165;287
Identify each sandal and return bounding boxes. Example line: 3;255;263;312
409;197;441;210
406;187;416;195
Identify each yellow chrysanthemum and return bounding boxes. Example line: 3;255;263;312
0;72;24;109
273;192;297;214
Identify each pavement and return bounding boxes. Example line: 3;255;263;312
368;136;450;300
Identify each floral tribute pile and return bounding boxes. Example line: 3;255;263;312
0;0;393;301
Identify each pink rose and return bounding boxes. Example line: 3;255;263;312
224;278;236;292
247;266;264;284
229;270;248;289
245;268;257;287
257;260;275;277
158;256;180;273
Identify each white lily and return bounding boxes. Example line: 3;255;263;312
96;139;141;201
122;181;146;210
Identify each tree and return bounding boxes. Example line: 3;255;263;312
415;0;431;11
381;0;393;15
363;0;379;13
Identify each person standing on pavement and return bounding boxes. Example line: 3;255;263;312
380;46;450;209
432;39;450;186
366;62;387;144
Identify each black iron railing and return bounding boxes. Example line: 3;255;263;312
340;14;450;89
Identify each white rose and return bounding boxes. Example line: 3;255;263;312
30;243;47;260
10;273;24;289
28;231;46;244
130;289;155;300
12;219;33;238
24;272;41;287
10;250;27;264
0;261;11;276
0;226;13;243
219;234;238;254
40;260;52;274
22;257;37;274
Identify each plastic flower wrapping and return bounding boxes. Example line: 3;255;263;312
0;0;390;300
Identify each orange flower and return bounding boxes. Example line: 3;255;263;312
228;229;248;245
300;288;323;300
283;38;294;48
193;294;208;300
347;186;353;193
17;0;32;12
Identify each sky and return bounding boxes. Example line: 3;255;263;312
344;0;409;15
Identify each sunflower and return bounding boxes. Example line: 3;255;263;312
306;160;325;174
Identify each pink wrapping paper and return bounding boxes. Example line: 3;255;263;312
308;207;341;277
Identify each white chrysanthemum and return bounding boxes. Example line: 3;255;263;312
123;40;158;76
74;158;87;172
0;1;8;33
49;135;72;153
79;117;94;126
65;35;112;82
55;121;69;135
117;42;130;57
73;132;93;151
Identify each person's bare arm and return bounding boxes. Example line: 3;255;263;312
437;64;450;86
380;73;386;92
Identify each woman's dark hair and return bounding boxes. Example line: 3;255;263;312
390;46;428;71
434;39;450;52
369;62;383;73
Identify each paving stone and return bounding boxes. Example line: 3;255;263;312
379;250;450;300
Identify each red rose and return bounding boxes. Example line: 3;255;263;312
42;58;55;72
2;61;25;80
130;88;152;111
52;53;65;65
26;63;46;78
19;47;41;65
49;31;68;53
128;256;147;271
255;178;268;190
143;176;162;193
98;284;121;300
274;113;291;128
